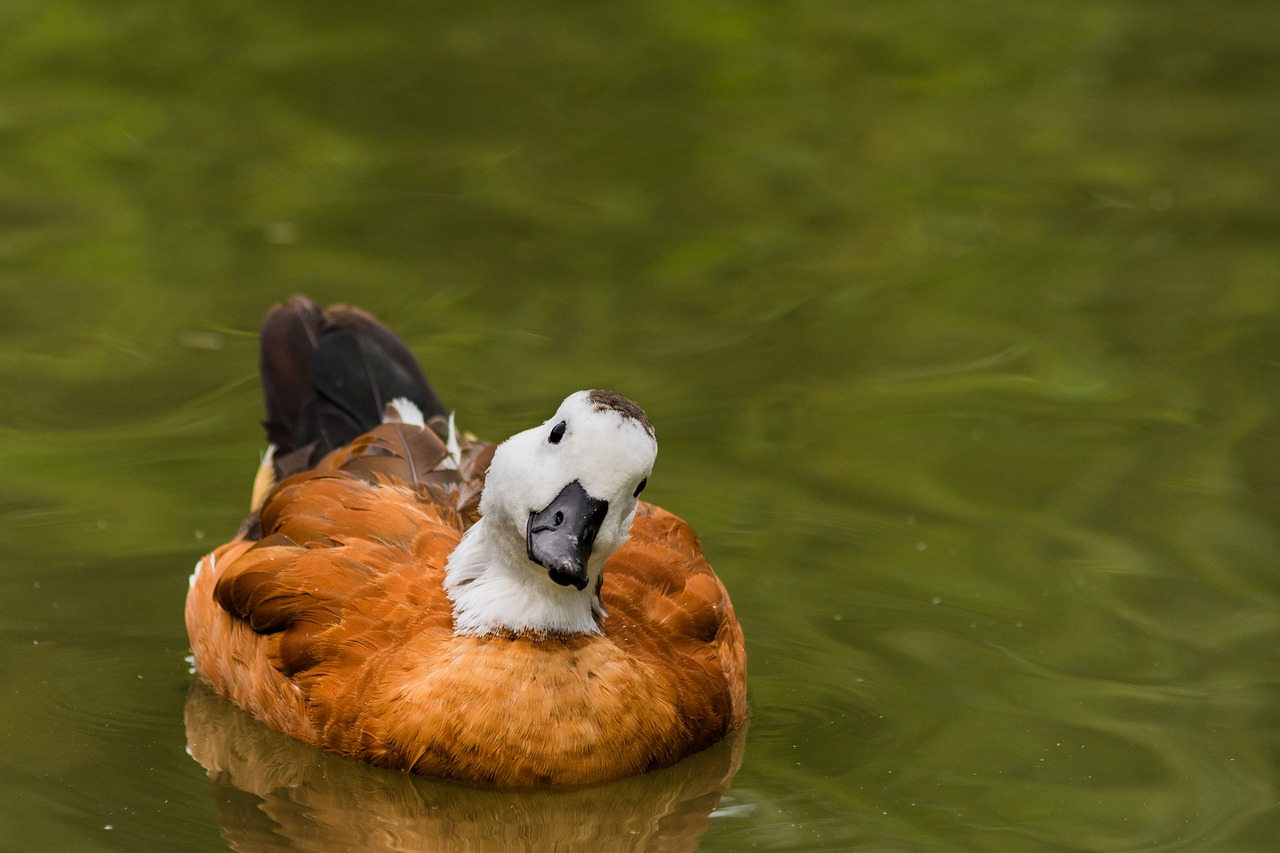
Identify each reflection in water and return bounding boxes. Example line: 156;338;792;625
184;681;746;852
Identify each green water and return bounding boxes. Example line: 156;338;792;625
2;1;1279;850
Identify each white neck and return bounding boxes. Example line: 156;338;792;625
443;517;606;637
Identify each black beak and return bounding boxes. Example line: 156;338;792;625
526;480;609;591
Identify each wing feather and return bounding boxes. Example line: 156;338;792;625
602;503;747;745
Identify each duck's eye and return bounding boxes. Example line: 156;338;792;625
633;477;647;498
548;421;567;444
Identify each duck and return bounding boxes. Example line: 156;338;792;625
186;296;747;786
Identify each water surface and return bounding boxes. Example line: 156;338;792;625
2;2;1279;850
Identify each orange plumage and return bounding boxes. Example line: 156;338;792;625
186;297;747;785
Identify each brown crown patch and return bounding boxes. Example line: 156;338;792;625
587;390;654;438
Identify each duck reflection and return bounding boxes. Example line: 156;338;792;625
184;681;746;852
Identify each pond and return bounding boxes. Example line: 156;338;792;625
2;1;1279;850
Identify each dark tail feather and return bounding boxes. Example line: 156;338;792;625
259;296;447;478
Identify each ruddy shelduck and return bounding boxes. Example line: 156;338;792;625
186;297;747;785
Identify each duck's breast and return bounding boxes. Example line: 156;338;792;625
189;459;745;785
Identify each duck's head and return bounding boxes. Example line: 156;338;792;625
445;390;657;636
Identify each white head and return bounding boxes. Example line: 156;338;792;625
444;390;657;636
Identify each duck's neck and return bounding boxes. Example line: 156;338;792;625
443;517;605;637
